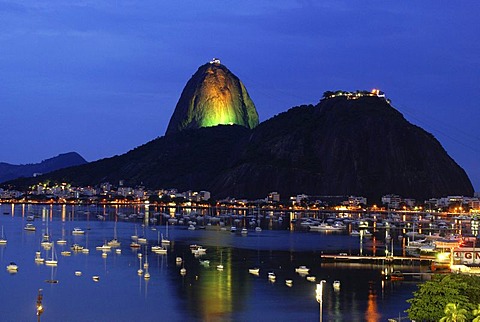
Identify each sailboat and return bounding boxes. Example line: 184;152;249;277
151;231;167;254
56;224;67;245
161;221;171;245
35;251;45;264
131;225;139;241
137;256;143;275
41;219;53;249
107;221;121;247
217;251;224;271
45;265;59;284
45;243;58;266
144;256;151;280
0;226;7;245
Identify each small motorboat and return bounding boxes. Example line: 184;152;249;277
333;280;341;290
268;272;276;282
295;266;310;274
130;242;140;248
24;223;36;232
6;262;18;272
248;268;260;275
390;271;404;281
72;227;85;235
71;244;84;251
96;244;112;251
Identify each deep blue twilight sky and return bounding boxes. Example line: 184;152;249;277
1;1;479;192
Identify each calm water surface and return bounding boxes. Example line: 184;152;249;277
0;204;421;321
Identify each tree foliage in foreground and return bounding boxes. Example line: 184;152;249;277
439;303;468;322
406;274;480;321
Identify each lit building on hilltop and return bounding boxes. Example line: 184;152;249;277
266;192;280;203
210;57;221;64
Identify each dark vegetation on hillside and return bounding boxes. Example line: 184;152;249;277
4;96;474;202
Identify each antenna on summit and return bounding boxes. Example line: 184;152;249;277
210;58;221;65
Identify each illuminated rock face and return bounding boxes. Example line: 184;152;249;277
166;63;259;135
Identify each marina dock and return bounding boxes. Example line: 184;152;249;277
320;254;436;264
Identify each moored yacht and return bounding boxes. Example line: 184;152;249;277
72;227;85;235
24;223;36;231
6;262;18;272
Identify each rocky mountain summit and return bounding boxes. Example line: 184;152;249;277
166;59;259;135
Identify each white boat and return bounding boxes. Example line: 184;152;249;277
230;226;237;232
363;230;373;236
309;223;345;231
72;227;85;235
180;267;186;275
137;237;147;244
45;244;58;266
191;245;207;255
241;228;248;235
176;257;183;263
295;266;310;274
268;272;276;281
107;222;121;247
200;260;210;267
0;226;7;244
187;224;195;231
137;256;143;275
96;244;112;251
107;239;121;247
41;232;53;249
6;262;18;271
151;231;167;254
161;221;171;245
350;230;360;236
152;246;167;254
92;275;100;282
285;279;293;287
131;225;139;241
333;280;341;289
61;250;72;256
24;223;36;231
217;251;224;270
75;271;82;276
35;251;45;263
255;226;262;232
248;268;260;275
56;239;67;245
71;244;84;252
306;276;316;282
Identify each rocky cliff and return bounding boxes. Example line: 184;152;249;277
166;61;259;135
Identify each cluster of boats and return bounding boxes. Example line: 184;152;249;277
248;265;341;289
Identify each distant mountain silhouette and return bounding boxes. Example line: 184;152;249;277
0;152;87;183
5;95;473;202
166;60;258;135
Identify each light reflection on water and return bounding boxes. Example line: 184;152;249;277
0;204;420;321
